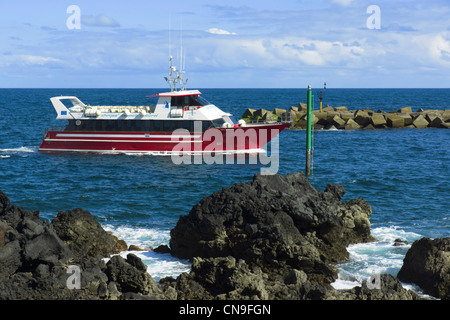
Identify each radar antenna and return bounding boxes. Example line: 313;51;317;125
164;21;188;92
164;55;188;92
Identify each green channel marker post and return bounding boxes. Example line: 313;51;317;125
305;85;312;176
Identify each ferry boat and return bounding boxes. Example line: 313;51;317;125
38;58;289;155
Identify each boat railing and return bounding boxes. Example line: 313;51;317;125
280;111;293;123
247;111;293;124
247;119;278;124
247;118;293;125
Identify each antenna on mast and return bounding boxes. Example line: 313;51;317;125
169;14;171;59
178;18;188;90
164;16;188;92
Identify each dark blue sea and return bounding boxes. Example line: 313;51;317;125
0;88;449;294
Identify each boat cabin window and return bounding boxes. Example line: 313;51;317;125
211;118;226;128
65;119;215;133
224;116;238;125
171;95;210;108
196;96;210;106
60;98;84;108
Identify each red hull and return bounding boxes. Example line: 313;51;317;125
38;123;289;154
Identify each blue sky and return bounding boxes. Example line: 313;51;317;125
0;0;449;88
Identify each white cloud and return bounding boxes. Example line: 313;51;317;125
411;32;450;67
189;36;368;71
330;0;355;6
0;54;61;67
22;55;60;65
81;14;120;27
206;28;237;35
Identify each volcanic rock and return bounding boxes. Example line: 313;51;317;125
1;182;424;301
330;274;420;300
105;253;162;298
52;208;127;262
397;237;450;299
393;238;409;246
0;190;165;300
169;172;375;287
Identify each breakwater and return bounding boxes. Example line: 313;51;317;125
242;105;450;130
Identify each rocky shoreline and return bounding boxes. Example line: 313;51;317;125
242;105;450;130
1;172;448;300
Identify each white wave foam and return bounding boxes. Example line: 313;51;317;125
331;226;423;290
331;278;360;290
106;224;425;286
371;225;421;243
103;224;190;280
132;251;191;281
108;250;191;282
122;152;171;156
103;224;170;248
0;146;36;153
0;155;11;158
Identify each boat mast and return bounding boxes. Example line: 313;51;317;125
164;21;188;92
164;56;188;92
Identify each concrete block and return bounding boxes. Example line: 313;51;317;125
370;113;387;127
334;106;348;112
331;115;346;128
397;107;412;113
354;110;371;126
386;115;405;128
412;115;429;129
344;119;361;130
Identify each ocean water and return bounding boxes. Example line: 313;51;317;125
0;88;448;290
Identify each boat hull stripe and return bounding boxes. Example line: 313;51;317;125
45;139;202;143
38;148;265;154
56;133;201;139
